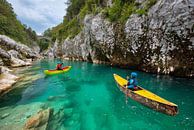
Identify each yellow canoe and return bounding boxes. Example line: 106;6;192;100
44;66;71;75
113;74;178;116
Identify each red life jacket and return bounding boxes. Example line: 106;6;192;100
56;64;62;70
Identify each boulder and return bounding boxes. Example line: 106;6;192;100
0;35;37;59
8;50;23;59
0;35;38;67
0;68;18;96
0;103;46;130
24;108;51;130
0;48;11;66
10;57;31;67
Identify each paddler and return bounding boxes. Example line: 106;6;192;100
56;62;63;70
126;72;138;90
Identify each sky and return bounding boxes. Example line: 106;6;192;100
7;0;68;35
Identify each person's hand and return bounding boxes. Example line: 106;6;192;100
126;76;129;80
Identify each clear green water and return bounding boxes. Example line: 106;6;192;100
0;59;194;130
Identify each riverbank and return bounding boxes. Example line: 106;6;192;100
0;66;18;96
0;34;41;96
0;64;35;97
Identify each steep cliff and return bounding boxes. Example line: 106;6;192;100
46;0;194;77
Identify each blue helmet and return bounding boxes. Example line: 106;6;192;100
131;72;137;78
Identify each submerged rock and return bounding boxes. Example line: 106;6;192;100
1;113;10;119
47;95;66;101
0;102;46;130
63;108;73;118
66;84;81;92
24;108;51;130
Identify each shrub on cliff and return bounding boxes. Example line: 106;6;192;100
47;0;157;41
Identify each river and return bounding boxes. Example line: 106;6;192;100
0;59;194;130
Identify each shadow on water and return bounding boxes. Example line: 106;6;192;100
16;79;48;104
0;87;25;108
93;107;117;130
77;79;98;85
44;74;71;82
66;82;81;92
0;78;47;107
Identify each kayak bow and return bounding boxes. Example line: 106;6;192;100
113;74;178;116
44;66;71;75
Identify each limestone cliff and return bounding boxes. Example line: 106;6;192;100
46;0;194;77
0;35;39;67
0;35;40;96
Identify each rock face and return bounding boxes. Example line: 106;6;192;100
43;40;61;59
0;35;39;96
24;108;51;130
0;35;38;67
47;0;194;77
0;66;18;96
0;102;47;130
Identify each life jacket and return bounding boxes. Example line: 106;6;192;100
56;64;62;70
133;78;138;87
127;78;138;87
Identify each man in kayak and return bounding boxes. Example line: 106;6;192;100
126;72;138;90
56;63;63;70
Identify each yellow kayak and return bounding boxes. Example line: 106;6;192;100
44;66;71;75
113;74;178;116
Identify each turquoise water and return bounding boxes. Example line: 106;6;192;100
0;59;194;130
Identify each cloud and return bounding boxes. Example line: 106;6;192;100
7;0;67;34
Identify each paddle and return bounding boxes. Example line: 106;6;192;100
125;76;130;104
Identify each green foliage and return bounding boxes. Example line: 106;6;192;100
66;18;82;39
120;3;136;23
136;0;157;15
37;38;50;52
107;0;122;22
105;0;157;22
43;28;52;37
58;17;82;40
105;0;137;23
65;0;86;20
0;0;37;45
79;5;89;20
136;8;147;16
47;0;111;41
146;0;157;9
47;0;157;41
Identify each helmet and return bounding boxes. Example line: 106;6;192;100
131;72;137;78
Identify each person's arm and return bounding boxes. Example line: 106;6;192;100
129;79;134;85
